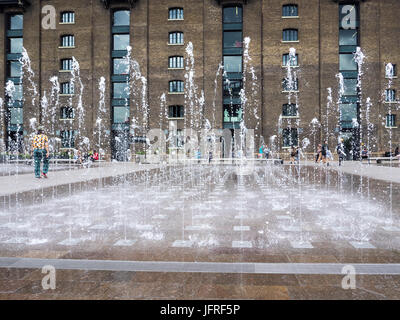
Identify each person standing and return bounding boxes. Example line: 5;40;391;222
321;140;328;164
336;139;346;166
32;126;49;179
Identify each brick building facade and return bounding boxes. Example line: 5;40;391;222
0;0;399;160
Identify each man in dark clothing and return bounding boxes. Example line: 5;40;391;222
337;139;346;166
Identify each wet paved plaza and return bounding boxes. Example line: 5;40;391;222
1;164;400;299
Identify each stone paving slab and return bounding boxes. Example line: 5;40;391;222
2;257;400;275
0;163;161;197
303;161;400;184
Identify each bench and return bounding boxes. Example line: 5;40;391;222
367;156;399;164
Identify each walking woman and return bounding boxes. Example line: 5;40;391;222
32;126;49;179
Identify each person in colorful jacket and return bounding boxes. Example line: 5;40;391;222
31;126;49;179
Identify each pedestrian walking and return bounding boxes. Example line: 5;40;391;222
32;126;49;179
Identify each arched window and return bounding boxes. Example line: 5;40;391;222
60;35;75;47
169;32;184;44
282;104;298;117
61;11;75;23
168;105;184;118
169;56;184;69
282;4;298;17
60;82;74;94
169;8;184;20
61;58;73;71
282;53;298;66
113;10;130;26
169;80;184;93
282;29;298;42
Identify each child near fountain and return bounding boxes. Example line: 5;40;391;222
31;126;49;179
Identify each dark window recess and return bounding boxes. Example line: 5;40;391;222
169;81;184;93
169;105;184;118
386;114;396;127
282;78;299;91
61;12;75;23
283;128;298;147
283;29;298;41
169;56;184;69
282;104;298;117
60;130;75;148
60;107;74;119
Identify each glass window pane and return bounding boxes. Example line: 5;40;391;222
113;34;129;50
339;54;357;71
283;5;298;17
9;38;23;53
283;54;298;66
9;61;22;77
113;83;129;99
114;107;130;123
113;10;130;26
223;56;242;73
223;31;242;48
283;29;298;41
224;79;242;97
13;84;23;100
339;29;358;46
340;103;358;126
343;78;357;95
10;108;23;125
223;6;242;23
113;58;129;74
9;15;23;30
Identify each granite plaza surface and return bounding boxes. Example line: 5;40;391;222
0;162;400;299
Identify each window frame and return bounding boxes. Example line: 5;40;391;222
386;114;397;128
282;103;299;117
282;4;299;18
282;53;299;67
60;11;75;24
60;82;74;95
282;29;299;42
282;128;299;148
60;58;73;71
112;82;130;99
385;89;396;103
60;130;75;148
282;78;299;92
169;80;184;94
168;7;184;20
168;56;184;69
60;34;75;48
168;31;184;45
168;105;185;118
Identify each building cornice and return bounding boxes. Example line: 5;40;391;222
100;0;137;9
0;0;30;12
215;0;248;6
